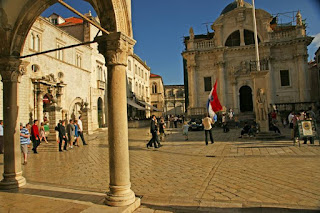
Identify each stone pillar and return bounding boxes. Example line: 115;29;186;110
217;62;226;106
232;81;239;113
81;107;92;134
240;28;245;46
0;58;27;189
36;85;45;124
47;105;62;142
97;32;136;207
186;60;197;109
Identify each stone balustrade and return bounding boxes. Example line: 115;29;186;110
270;29;297;40
195;40;215;50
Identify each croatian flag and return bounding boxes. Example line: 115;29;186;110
207;80;222;119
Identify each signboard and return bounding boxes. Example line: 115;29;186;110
297;120;317;138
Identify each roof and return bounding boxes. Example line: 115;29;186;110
58;17;83;26
150;73;161;78
221;1;252;15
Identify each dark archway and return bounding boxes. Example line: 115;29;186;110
98;97;103;128
239;86;253;112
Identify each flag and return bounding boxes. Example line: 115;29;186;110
207;80;222;118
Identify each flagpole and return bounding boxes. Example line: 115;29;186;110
252;0;260;71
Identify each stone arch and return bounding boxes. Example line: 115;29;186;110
3;0;132;57
225;30;240;47
69;97;84;119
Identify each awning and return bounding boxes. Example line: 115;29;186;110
127;98;146;111
138;100;162;112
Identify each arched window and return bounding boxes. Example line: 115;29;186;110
244;29;260;45
135;82;138;94
31;33;35;50
31;64;39;72
142;85;145;96
139;84;141;96
35;35;40;51
152;83;158;94
225;30;240;47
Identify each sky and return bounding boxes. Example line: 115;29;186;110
42;0;320;85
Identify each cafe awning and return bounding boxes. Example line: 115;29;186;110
127;98;146;111
138;100;162;112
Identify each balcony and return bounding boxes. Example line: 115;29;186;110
97;80;105;90
194;40;215;50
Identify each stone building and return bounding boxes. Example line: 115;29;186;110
0;13;107;134
126;54;152;119
308;47;320;104
182;0;313;119
164;85;185;116
150;73;164;117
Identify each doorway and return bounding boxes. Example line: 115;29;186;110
98;97;103;128
239;86;253;112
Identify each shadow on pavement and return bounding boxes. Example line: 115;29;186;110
13;188;105;204
142;204;320;213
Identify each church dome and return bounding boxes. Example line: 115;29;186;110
220;1;253;15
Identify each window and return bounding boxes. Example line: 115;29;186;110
152;83;158;94
145;73;147;80
30;32;41;51
146;87;149;97
56;43;64;60
135;82;138;94
135;65;137;74
142;85;145;96
97;65;104;81
153;104;158;108
128;59;131;71
317;55;320;64
76;53;82;67
31;64;39;72
280;70;290;86
128;78;132;91
204;77;212;91
139;84;141;96
225;30;240;47
51;18;58;25
244;30;260;45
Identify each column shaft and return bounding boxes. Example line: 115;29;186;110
0;60;26;189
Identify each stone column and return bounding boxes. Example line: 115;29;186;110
36;85;45;124
186;60;197;109
0;58;27;189
240;28;245;46
81;107;92;134
47;105;62;142
97;32;136;207
231;81;239;113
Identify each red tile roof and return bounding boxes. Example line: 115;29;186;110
58;17;83;26
150;73;161;78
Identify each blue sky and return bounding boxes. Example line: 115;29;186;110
42;0;320;85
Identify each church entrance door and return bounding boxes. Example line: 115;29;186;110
239;86;253;112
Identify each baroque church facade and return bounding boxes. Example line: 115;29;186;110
182;0;313;117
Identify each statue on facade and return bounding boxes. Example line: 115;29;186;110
237;0;244;7
256;88;268;121
296;10;302;26
189;27;194;41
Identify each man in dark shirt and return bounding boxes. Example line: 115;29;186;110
58;120;68;152
239;122;251;138
146;115;160;148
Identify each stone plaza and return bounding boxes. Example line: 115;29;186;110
0;126;319;212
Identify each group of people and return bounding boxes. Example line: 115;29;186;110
288;108;317;144
167;114;185;128
146;115;165;148
55;116;88;152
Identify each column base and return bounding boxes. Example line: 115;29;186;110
105;184;136;207
0;171;26;190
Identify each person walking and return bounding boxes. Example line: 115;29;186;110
202;113;214;145
58;120;68;152
20;123;31;165
182;121;189;141
40;122;48;144
0;120;3;154
147;115;159;148
77;116;88;145
73;120;80;146
173;115;178;128
31;120;40;154
66;119;75;149
159;117;166;141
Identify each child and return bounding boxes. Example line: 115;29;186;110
182;121;189;141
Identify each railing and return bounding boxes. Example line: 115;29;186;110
249;59;269;72
195;40;214;49
270;29;297;40
188;107;206;117
97;80;105;90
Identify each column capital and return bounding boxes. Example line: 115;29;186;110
0;58;29;83
96;32;136;66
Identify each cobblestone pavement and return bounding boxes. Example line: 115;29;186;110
0;126;320;212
